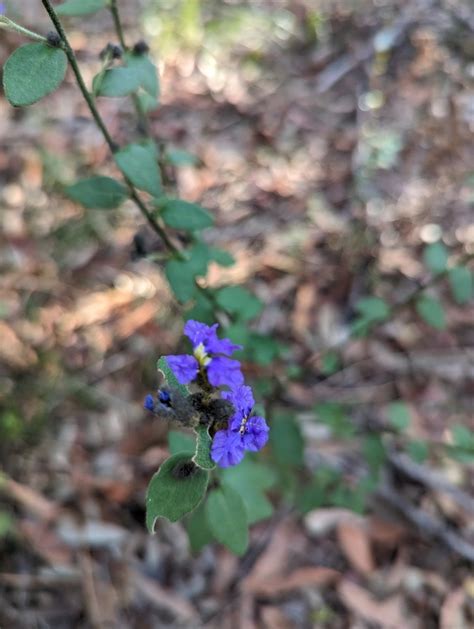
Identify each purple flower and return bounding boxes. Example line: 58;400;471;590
166;320;243;389
211;385;269;467
0;4;5;15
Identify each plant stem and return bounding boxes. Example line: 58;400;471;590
108;0;152;137
40;0;178;252
0;17;47;43
109;0;127;49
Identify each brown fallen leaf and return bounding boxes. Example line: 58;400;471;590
132;571;198;623
0;320;37;369
337;520;375;576
260;605;292;629
242;519;300;593
245;567;341;597
440;588;467;629
305;508;364;537
19;520;72;567
338;579;410;628
368;516;407;546
2;477;59;522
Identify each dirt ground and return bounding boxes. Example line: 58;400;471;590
0;0;473;627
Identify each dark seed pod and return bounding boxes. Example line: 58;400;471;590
46;31;62;48
133;40;150;55
172;459;197;479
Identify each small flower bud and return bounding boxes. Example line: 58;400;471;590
133;40;150;55
46;31;61;48
99;43;123;61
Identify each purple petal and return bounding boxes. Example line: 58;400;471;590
165;354;199;384
222;385;254;417
241;416;269;452
144;394;155;411
206;335;242;357
183;320;217;349
207;356;244;389
211;430;245;468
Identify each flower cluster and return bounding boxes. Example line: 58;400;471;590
144;320;269;468
211;385;269;467
167;320;244;389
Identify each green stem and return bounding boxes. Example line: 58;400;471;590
108;0;151;137
40;0;178;251
0;17;47;43
109;0;127;49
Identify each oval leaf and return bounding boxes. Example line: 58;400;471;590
115;143;162;197
165;259;197;303
95;67;141;98
146;454;209;531
160;199;214;231
65;176;128;209
415;295;446;330
3;43;67;107
205;484;249;556
56;0;107;16
193;425;215;471
423;242;448;275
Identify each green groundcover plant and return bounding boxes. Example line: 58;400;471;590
1;0;473;556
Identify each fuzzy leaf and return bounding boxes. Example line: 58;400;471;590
415;295;446;330
115;143;162;197
65;176;128;209
193;425;215;470
157;356;188;397
205;484;248;556
423;242;448;275
56;0;107;16
186;501;214;553
160;199;214;231
3;43;67;107
146;454;209;531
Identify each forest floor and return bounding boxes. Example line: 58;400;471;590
0;0;473;627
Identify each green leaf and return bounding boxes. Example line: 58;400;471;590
387;401;411;431
146;454;209;530
165;259;196;303
159;199;214;231
220;460;276;524
451;425;474;450
270;413;304;467
205;485;249;556
165;147;199;167
125;52;159;99
209;247;235;267
355;296;390;321
115;143;162;197
407;439;429;463
362;434;386;475
248;333;280;366
297;466;342;514
168;430;195;456
314;402;355;438
186;242;211;277
423;242;448;275
3;43;67;107
157;356;188;397
94;66;141;98
56;0;107;16
215;286;263;321
321;351;341;375
193;425;215;471
415;295;446;330
186;292;215;324
448;267;472;305
65;176;128;209
186;501;214;553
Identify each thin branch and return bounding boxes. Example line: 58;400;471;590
40;0;179;252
